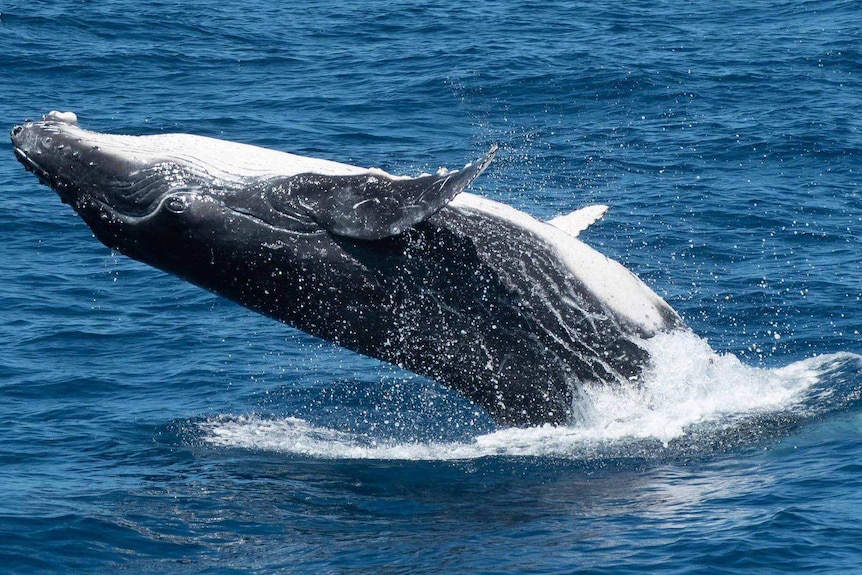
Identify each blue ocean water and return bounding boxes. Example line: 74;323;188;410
2;0;861;572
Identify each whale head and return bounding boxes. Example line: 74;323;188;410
10;112;255;274
12;112;166;216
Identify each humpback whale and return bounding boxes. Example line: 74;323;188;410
11;111;684;426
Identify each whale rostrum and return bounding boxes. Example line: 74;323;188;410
12;112;685;426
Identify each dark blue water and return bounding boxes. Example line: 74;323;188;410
2;0;862;572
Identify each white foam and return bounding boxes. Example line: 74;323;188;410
200;330;855;460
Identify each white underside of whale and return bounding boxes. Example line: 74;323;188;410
449;193;676;335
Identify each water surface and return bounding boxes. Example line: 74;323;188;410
1;0;861;572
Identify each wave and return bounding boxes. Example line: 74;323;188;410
198;330;862;460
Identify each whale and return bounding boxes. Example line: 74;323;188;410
11;111;685;426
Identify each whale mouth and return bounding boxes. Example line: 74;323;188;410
13;144;55;188
13;143;81;207
13;145;45;177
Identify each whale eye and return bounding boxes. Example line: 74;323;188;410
165;195;187;214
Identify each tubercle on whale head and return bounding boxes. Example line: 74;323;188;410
10;111;79;138
42;110;79;125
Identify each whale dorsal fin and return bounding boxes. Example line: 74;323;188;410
547;204;609;238
286;147;497;241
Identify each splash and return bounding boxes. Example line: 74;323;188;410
199;331;862;460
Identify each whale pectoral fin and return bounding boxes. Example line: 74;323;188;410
547;204;609;238
292;146;497;240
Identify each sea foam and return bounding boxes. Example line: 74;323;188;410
200;330;861;460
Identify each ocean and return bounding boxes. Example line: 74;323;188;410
1;0;861;572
